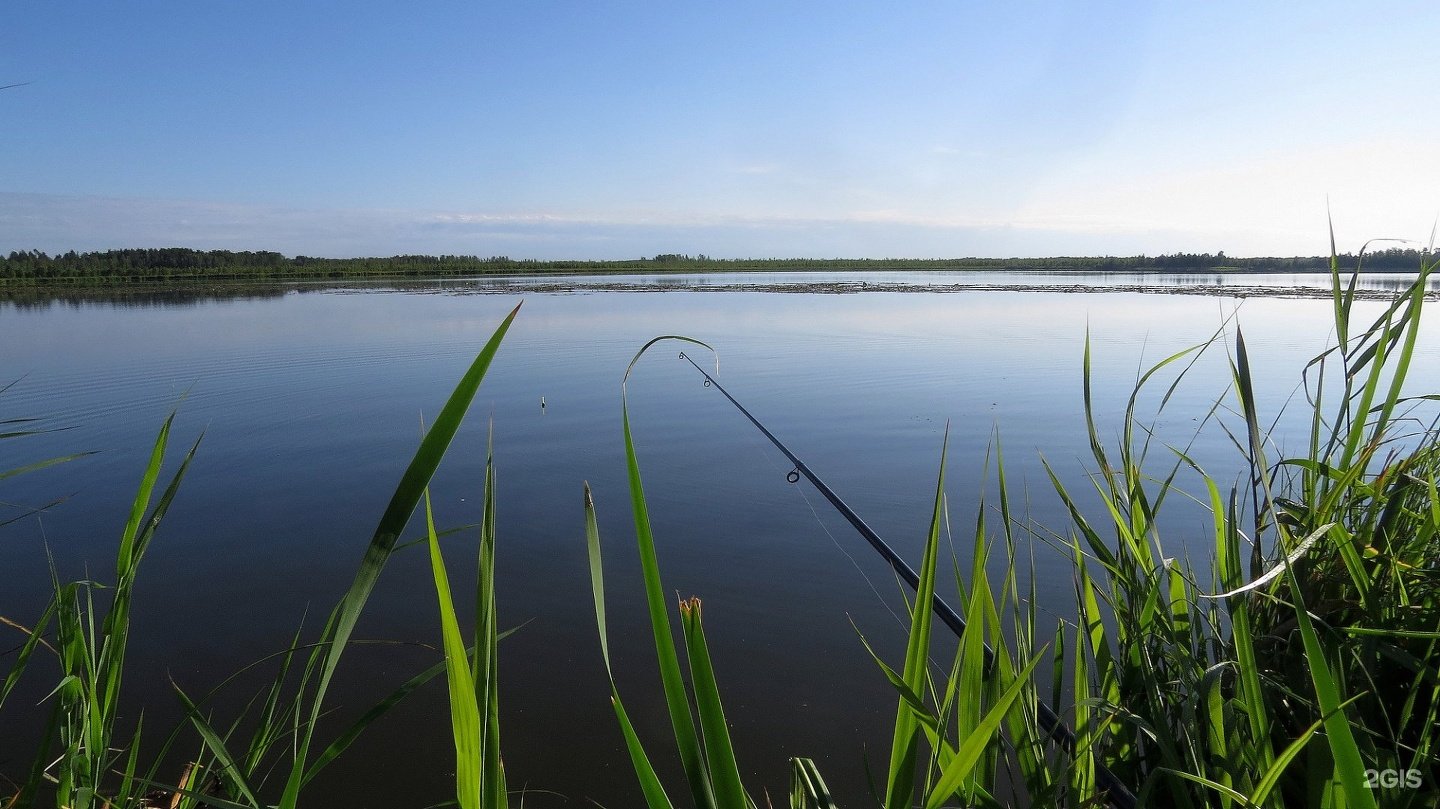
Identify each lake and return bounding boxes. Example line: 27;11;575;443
2;271;1437;806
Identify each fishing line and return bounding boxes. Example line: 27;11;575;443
673;348;1139;809
794;476;911;634
723;389;913;632
728;397;909;632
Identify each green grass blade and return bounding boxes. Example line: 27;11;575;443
302;655;450;786
1249;712;1331;806
0;451;95;482
584;481;675;809
172;680;263;808
1373;264;1430;438
852;625;949;751
621;360;716;809
0;603;56;711
1157;770;1254;807
790;758;838;809
1329;212;1347;348
583;483;613;673
1233;327;1266;471
678;598;749;808
424;488;484;809
947;527;991;798
1070;605;1096;803
243;630;298;775
884;427;948;809
1283;564;1377;809
474;424;506;806
1215;484;1273;773
612;695;679;809
277;301;519;809
923;649;1047;809
115;412;174;577
101;430;202;723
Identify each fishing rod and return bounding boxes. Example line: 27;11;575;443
675;350;1137;809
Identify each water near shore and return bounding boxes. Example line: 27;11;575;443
3;271;1436;806
406;268;1440;298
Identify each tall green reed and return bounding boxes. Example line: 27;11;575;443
580;336;749;809
2;303;520;808
173;301;520;809
587;245;1437;808
1036;246;1438;807
1;410;199;809
420;422;506;809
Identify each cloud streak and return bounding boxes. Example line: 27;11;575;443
0;191;1409;261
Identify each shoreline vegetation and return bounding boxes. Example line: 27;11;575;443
1;246;1435;289
3;245;1438;808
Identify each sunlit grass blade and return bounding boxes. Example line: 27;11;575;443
944;521;993;801
883;427;948;809
1069;591;1096;804
424;488;484;809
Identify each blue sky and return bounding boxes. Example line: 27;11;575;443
4;1;1437;259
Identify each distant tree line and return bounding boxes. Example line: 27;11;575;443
1;247;1432;285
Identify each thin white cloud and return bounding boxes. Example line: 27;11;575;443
0;189;1417;260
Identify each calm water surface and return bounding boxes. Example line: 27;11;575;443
459;268;1440;293
2;272;1436;806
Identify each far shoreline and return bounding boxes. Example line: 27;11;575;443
4;266;1437;307
2;246;1435;294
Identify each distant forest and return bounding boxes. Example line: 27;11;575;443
1;247;1433;286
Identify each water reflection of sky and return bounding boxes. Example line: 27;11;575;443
1;280;1436;806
